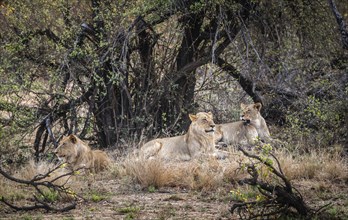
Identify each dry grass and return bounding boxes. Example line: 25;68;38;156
111;146;348;194
16;160;62;180
1;145;347;219
119;152;243;191
277;149;348;182
1;147;346;196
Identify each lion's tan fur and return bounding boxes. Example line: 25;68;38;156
215;121;259;146
54;135;110;173
215;103;272;146
141;112;224;161
241;103;271;142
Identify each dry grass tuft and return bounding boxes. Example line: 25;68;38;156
118;146;347;192
121;152;243;191
278;149;348;182
14;159;72;185
125;156;173;188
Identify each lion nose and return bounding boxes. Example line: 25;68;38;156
210;124;215;128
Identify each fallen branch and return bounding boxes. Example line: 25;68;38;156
0;161;81;212
230;146;312;219
0;196;76;212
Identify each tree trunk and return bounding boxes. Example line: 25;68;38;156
157;11;204;132
328;0;348;49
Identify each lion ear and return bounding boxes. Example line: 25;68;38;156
254;103;262;111
240;103;247;109
207;112;213;117
69;134;77;144
189;114;198;121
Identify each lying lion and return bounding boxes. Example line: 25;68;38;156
215;103;274;147
54;134;110;173
141;112;226;161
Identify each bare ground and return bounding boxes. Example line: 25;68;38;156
0;178;233;220
1;177;348;220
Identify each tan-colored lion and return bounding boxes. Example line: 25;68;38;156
141;112;226;161
54;134;110;173
215;103;272;146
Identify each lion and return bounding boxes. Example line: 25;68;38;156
141;112;226;161
53;134;110;173
215;103;273;147
240;102;272;142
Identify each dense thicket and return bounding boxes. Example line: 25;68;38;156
0;0;347;158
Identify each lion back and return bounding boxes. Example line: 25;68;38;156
141;136;190;161
91;150;110;172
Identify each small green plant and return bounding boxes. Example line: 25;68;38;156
124;213;136;220
230;187;264;203
116;205;141;219
21;215;33;220
148;185;156;193
90;193;106;202
117;206;141;214
85;189;109;202
327;207;339;218
41;189;59;203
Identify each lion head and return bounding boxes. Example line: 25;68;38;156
240;103;262;124
189;112;216;137
54;134;90;165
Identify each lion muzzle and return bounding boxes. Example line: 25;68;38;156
205;124;215;133
241;115;251;124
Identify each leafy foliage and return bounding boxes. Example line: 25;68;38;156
0;0;347;157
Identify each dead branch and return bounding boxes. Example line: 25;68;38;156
0;197;76;212
230;146;312;219
0;162;80;212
